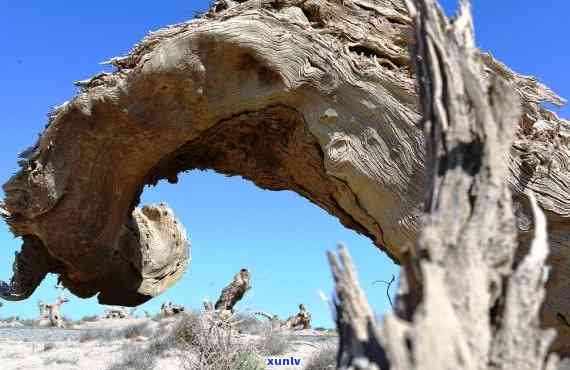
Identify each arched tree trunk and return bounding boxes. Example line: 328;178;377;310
0;0;568;355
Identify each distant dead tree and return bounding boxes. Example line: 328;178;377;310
255;303;313;331
327;0;560;369
203;299;215;313
284;304;312;330
160;301;185;317
214;268;251;312
38;296;69;328
103;306;133;319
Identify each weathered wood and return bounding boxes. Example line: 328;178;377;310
214;268;251;312
327;0;561;368
38;296;69;328
103;306;133;319
284;304;312;330
254;304;312;330
160;301;186;317
328;245;389;370
1;0;569;354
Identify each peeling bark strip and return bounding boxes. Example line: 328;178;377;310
328;0;559;369
0;0;569;353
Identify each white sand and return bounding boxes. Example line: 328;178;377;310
0;317;336;370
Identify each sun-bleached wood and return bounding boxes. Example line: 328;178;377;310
328;0;561;368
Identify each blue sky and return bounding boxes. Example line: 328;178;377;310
0;1;568;327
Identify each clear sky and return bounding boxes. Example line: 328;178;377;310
0;1;568;328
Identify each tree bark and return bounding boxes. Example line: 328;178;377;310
0;0;568;354
214;268;251;312
327;0;560;368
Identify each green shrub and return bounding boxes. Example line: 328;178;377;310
232;351;264;370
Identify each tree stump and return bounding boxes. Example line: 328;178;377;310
327;0;561;368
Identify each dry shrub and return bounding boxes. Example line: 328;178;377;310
81;322;153;343
170;312;201;345
43;357;79;366
105;324;176;370
42;343;56;351
120;323;152;339
106;344;156;370
18;319;36;327
105;311;268;370
257;329;288;356
80;315;99;322
304;343;337;370
234;314;269;335
174;312;264;370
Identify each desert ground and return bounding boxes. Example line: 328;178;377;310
0;313;337;370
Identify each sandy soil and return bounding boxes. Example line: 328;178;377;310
0;317;336;370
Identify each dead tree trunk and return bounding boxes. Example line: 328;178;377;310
160;301;185;317
38;296;69;328
284;304;312;330
255;304;313;330
48;296;68;328
214;268;251;312
37;301;50;327
328;0;559;369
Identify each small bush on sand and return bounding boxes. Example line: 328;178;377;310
43;357;79;366
232;351;265;370
81;322;153;343
120;323;152;339
106;344;155;370
105;324;175;370
19;319;36;327
257;329;288;356
107;311;287;370
304;343;338;370
80;329;108;343
81;314;100;322
234;314;268;335
42;343;56;351
174;312;265;370
170;312;201;345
